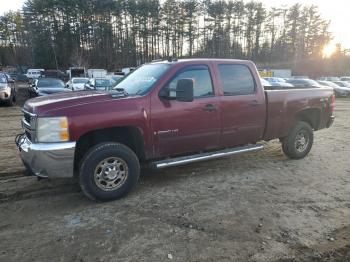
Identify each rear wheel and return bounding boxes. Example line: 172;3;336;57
282;121;314;159
79;142;140;201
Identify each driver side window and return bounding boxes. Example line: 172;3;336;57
166;67;214;98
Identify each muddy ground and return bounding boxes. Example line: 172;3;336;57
0;84;349;261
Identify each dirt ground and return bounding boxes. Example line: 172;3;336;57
0;84;349;262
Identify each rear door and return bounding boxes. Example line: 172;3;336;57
151;64;221;158
215;63;266;147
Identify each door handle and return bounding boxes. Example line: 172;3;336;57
203;104;217;112
249;100;259;107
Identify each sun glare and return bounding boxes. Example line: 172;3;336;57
323;44;336;58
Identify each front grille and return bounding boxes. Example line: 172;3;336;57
25;130;32;141
24;112;31;124
21;109;37;142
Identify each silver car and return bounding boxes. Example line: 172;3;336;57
0;72;16;106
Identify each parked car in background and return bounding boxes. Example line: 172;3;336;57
260;78;272;87
317;80;350;97
340;77;350;82
0;72;16;106
286;79;322;88
29;78;72;97
16;74;29;82
84;78;116;91
8;72;29;82
332;81;350;88
292;76;309;79
26;69;44;81
319;77;340;81
263;77;294;87
43;70;68;82
109;74;124;84
66;77;89;91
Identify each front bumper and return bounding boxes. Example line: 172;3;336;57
18;135;76;178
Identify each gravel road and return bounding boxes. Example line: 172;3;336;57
0;85;349;261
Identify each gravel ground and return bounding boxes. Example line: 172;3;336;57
0;84;349;261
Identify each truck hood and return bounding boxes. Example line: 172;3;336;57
24;90;127;115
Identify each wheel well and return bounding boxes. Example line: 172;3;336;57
74;126;145;174
296;108;321;130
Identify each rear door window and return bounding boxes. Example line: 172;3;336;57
218;64;255;96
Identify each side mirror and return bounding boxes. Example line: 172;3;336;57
85;83;94;90
176;78;194;102
8;79;15;83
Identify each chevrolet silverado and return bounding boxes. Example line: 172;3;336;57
16;59;335;201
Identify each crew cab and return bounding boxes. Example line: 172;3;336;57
16;59;335;201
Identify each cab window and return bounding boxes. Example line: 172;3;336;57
166;66;214;98
218;64;255;96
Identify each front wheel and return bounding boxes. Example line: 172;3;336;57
281;121;314;159
79;142;140;201
6;91;15;106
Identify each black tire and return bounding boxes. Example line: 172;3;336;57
281;121;314;159
79;142;140;201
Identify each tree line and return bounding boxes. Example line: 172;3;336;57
0;0;343;75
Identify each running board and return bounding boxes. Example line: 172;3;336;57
151;144;264;169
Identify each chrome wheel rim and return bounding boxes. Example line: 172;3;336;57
94;157;128;191
295;130;309;153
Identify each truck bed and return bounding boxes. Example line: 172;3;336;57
263;87;334;141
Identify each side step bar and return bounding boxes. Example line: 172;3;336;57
151;144;264;169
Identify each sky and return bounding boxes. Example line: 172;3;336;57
0;0;349;49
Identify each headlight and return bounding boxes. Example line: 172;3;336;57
37;117;69;142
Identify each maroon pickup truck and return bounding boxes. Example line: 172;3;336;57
17;59;335;201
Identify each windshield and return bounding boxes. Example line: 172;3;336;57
336;81;350;87
73;78;89;84
37;79;64;88
305;79;320;86
112;64;171;95
0;73;6;83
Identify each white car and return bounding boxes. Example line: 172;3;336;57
66;77;89;91
25;69;44;80
340;76;350;82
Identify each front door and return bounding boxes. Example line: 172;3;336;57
151;65;221;158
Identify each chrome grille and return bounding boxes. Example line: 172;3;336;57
24;112;31;124
21;108;37;142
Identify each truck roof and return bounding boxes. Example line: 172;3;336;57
150;58;253;65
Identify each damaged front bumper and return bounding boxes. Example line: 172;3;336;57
17;134;76;178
